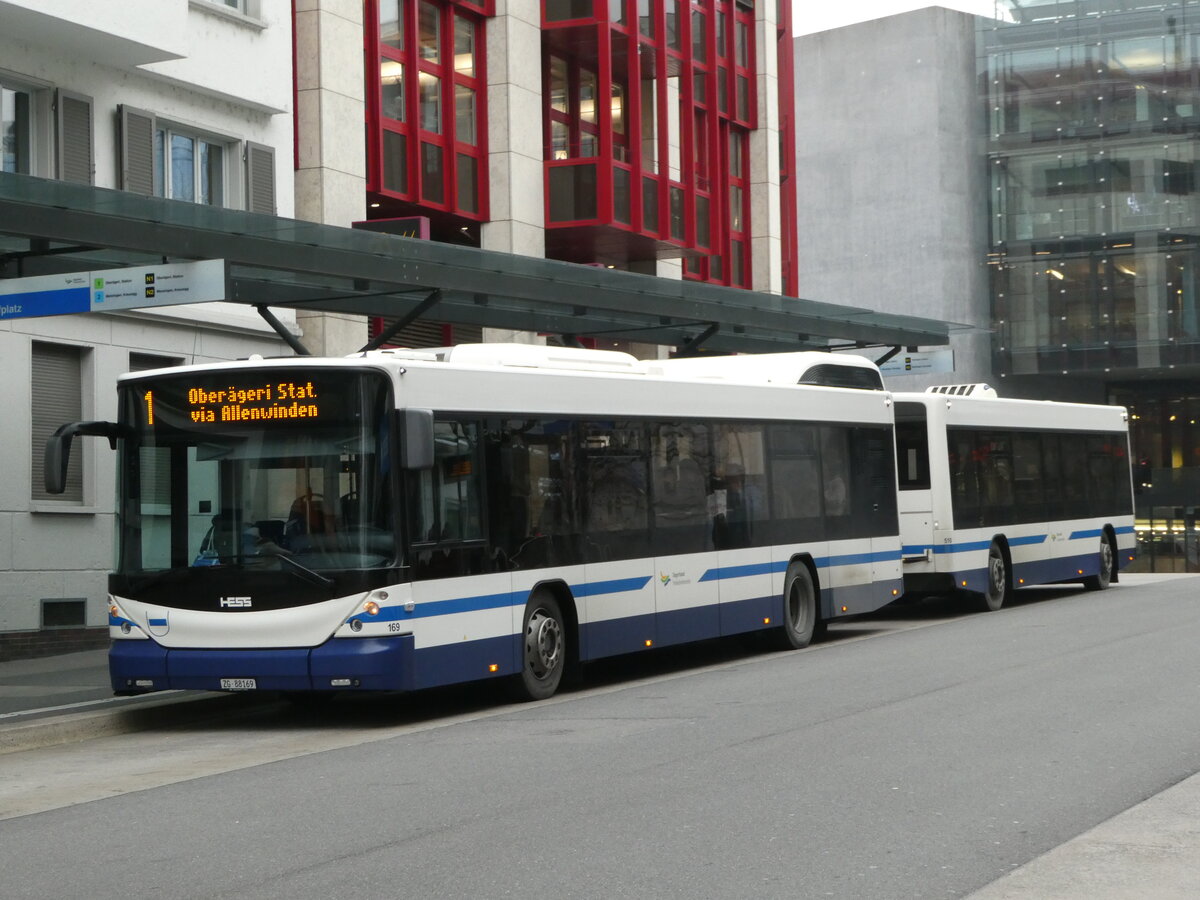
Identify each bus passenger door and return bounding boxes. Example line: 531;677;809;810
895;403;934;577
404;420;514;690
713;425;774;634
651;436;719;646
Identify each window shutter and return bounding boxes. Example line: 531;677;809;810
245;141;276;214
31;343;84;502
55;89;94;185
119;105;157;195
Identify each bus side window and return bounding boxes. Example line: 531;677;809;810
851;425;898;533
948;428;981;528
651;423;713;555
765;423;822;545
819;426;850;519
894;421;930;490
715;423;768;549
496;418;580;568
1011;433;1044;523
1041;432;1066;521
977;432;1014;527
410;420;483;544
582;421;650;561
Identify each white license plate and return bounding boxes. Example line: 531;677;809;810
220;678;257;691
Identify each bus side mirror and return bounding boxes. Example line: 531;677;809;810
44;421;123;494
400;408;435;470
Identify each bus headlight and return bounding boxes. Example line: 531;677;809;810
363;600;380;616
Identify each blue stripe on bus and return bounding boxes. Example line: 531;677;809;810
699;561;782;582
570;575;654;598
906;535;1051;556
365;575;655;624
819;550;901;567
148;618;168;627
699;550;900;583
1070;525;1136;539
360;590;521;624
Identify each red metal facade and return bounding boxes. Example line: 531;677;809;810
365;0;491;235
358;0;798;294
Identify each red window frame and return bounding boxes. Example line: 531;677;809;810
366;0;488;221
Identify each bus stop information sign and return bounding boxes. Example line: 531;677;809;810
0;259;226;320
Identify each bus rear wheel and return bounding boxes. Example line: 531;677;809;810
1083;536;1114;591
980;541;1009;612
513;592;566;701
776;563;817;650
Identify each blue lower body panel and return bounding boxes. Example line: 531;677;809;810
110;635;416;694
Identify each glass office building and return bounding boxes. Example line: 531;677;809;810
982;0;1200;570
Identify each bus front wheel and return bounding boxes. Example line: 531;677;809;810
776;563;817;650
1083;536;1114;591
981;541;1010;612
513;592;566;701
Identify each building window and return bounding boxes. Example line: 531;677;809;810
542;0;759;286
153;126;228;206
369;0;487;220
2;83;32;174
1;76;56;178
31;342;84;503
119;106;271;211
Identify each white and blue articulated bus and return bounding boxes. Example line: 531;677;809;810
892;385;1136;611
45;344;903;701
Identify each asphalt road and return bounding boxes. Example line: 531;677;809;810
3;575;1199;899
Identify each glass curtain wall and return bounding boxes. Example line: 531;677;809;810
983;2;1200;571
983;1;1200;376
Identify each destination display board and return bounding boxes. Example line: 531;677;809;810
126;368;385;432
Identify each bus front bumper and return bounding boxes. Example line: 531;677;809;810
109;635;415;694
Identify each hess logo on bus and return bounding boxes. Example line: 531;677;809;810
219;596;253;609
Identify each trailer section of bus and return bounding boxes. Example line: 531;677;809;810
894;386;1135;610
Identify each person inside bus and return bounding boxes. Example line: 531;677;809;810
715;462;765;548
284;489;333;550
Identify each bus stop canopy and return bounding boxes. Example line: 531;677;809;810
0;174;949;356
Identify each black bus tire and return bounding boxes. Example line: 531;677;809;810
1083;535;1115;591
776;563;817;650
512;592;566;701
980;540;1010;612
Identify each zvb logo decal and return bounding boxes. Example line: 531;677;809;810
219;596;253;609
147;610;169;637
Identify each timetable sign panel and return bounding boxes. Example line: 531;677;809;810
0;259;227;320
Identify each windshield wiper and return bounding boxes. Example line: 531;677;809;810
273;551;335;588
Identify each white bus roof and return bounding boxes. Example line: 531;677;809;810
894;389;1129;431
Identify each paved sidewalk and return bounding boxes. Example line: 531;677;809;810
0;647;112;717
967;771;1200;899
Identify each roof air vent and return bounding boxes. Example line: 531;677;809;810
925;383;999;398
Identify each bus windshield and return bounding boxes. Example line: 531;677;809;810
116;367;395;576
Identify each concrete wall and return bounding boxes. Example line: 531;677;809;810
481;0;546;259
795;7;992;389
293;0;368;356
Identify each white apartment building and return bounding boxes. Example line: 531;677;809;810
0;0;297;655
